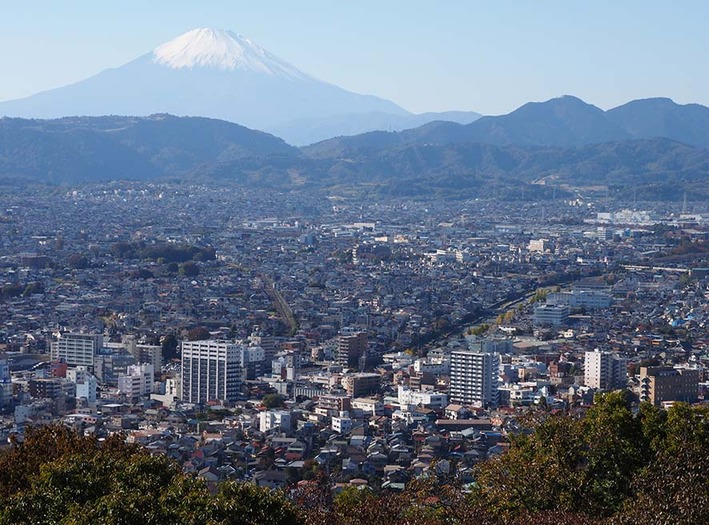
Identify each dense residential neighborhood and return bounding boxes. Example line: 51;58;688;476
0;184;707;495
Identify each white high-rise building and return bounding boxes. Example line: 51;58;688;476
181;340;242;404
449;349;498;407
51;333;103;368
584;350;627;391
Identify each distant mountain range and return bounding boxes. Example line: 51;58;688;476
1;95;707;201
0;28;480;145
306;96;709;155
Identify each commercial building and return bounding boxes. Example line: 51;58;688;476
584;350;627;391
181;340;242;404
533;305;570;326
449;349;498;407
638;366;700;406
397;385;448;409
547;291;612;309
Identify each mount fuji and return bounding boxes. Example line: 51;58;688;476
0;28;480;144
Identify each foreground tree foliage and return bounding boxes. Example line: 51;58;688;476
294;476;601;525
472;393;709;524
0;396;706;524
0;426;301;525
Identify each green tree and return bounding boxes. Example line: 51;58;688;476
579;390;645;514
614;403;709;525
22;282;44;296
161;334;179;360
187;327;211;341
180;261;200;277
67;253;89;269
0;426;302;525
262;393;286;409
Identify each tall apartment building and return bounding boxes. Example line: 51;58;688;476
638;366;700;406
29;378;74;400
584;350;627;391
181;340;242;404
137;344;162;371
315;393;351;417
51;333;103;369
449;349;498;407
0;354;11;408
337;330;368;368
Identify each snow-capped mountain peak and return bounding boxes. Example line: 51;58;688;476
152;28;311;81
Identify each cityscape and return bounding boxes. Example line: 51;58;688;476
0;183;706;511
0;4;708;524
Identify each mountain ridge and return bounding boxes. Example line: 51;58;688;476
1;113;706;201
306;95;709;155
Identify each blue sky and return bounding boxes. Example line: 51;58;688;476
1;1;707;115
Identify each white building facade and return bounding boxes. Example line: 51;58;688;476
584;350;627;391
449;349;498;407
118;363;154;398
51;333;103;368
